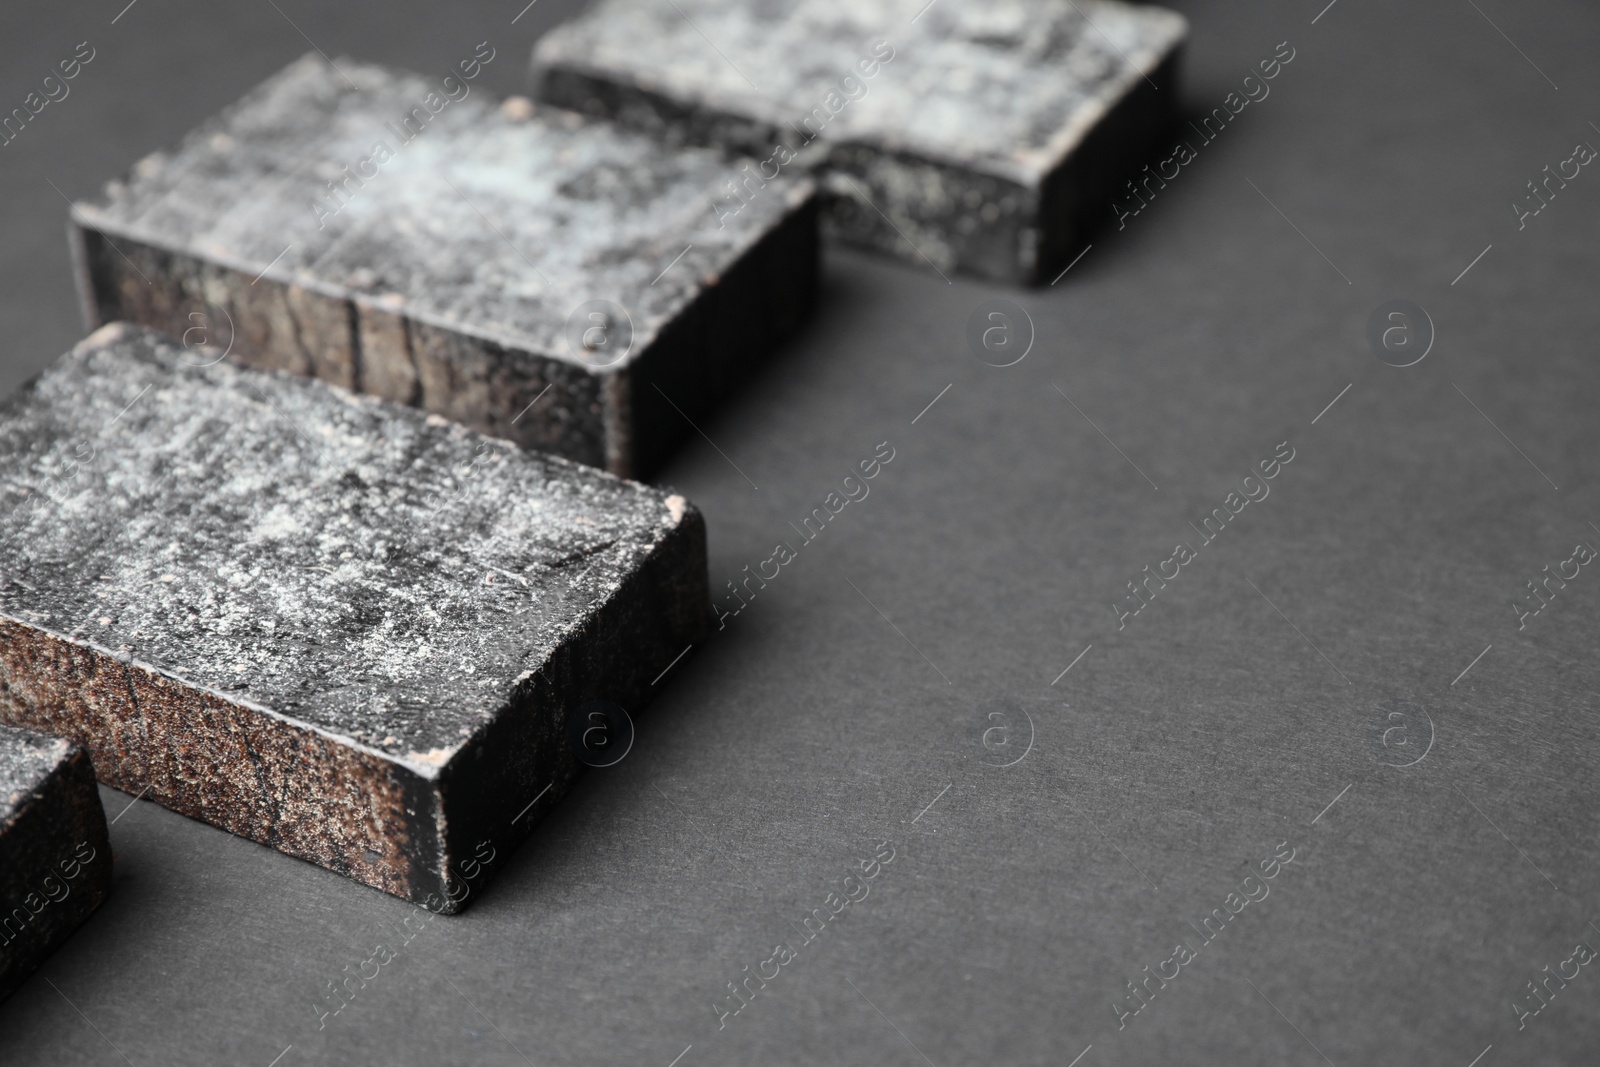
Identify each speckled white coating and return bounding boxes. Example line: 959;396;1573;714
0;324;698;768
71;55;812;369
0;725;71;823
534;0;1186;185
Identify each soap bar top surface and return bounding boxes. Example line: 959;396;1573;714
0;725;77;818
0;324;697;771
534;0;1186;183
72;55;809;370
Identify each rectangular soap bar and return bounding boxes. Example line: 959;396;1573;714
69;54;818;479
1;724;112;1003
533;0;1186;284
0;323;709;911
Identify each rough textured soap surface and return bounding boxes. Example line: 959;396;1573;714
0;324;709;909
534;0;1185;282
70;54;818;477
0;724;112;1004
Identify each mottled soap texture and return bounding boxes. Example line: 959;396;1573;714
0;724;112;1003
535;0;1185;282
0;325;709;909
71;54;818;477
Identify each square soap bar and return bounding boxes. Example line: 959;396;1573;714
534;0;1185;284
0;724;112;1003
70;54;818;479
0;324;709;910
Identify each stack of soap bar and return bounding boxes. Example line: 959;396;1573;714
70;55;817;478
0;324;709;910
0;724;112;1002
534;0;1186;283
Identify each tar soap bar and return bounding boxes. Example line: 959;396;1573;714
0;324;709;910
534;0;1185;283
0;724;112;1003
70;55;817;478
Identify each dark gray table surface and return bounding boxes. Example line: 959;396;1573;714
4;1;1599;1064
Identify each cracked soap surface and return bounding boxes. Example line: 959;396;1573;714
535;0;1186;184
73;55;809;367
0;326;691;767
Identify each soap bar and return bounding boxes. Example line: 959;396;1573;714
69;55;817;478
0;324;709;911
533;0;1185;283
0;724;112;1003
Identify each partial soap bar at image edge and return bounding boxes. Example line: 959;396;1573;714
0;324;710;911
68;54;818;478
533;0;1186;284
0;723;113;1004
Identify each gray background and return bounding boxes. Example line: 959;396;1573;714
3;0;1599;1064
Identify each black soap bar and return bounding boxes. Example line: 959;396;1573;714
0;723;112;1003
70;55;818;478
0;323;709;910
534;0;1185;283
